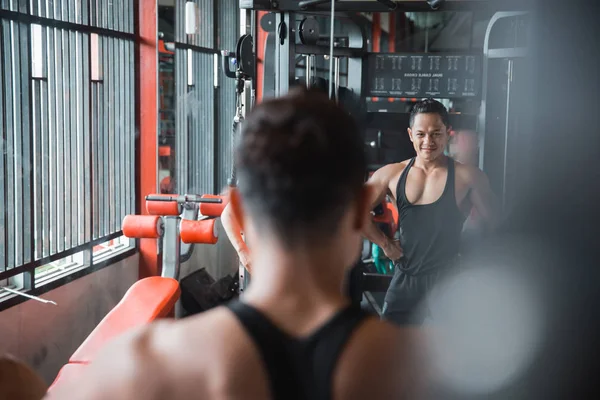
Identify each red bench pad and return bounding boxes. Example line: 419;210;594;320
69;277;180;364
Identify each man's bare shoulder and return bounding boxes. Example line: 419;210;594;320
334;317;426;399
375;160;410;178
47;323;172;399
49;306;267;400
370;161;411;190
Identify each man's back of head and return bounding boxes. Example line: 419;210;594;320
235;86;366;250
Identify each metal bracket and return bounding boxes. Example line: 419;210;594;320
161;217;181;280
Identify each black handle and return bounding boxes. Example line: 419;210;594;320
220;50;236;79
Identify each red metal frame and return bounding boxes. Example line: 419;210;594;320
256;11;267;103
137;0;160;278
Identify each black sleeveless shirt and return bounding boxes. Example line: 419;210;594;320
394;157;466;275
227;300;370;400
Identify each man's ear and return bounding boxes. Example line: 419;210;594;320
229;188;245;231
354;184;373;231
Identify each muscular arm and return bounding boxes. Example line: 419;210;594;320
362;166;402;259
468;168;501;232
221;203;252;273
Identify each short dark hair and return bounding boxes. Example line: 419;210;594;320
409;98;450;128
236;87;366;246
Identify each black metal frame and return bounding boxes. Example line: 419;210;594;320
240;0;533;12
0;2;138;310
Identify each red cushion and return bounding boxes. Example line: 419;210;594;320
48;363;87;393
69;277;180;364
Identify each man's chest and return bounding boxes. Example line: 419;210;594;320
388;168;472;213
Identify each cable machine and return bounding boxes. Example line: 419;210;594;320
227;0;531;309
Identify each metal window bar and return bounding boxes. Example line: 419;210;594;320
32;41;41;260
0;19;5;271
112;36;119;234
40;26;49;258
117;38;124;230
91;79;99;240
69;29;77;248
76;31;85;246
107;0;112;31
90;0;96;28
56;26;65;253
82;32;91;243
102;34;109;236
124;39;130;220
3;20;15;270
12;20;24;267
62;27;71;251
128;41;134;216
47;26;57;255
99;40;106;236
107;36;115;234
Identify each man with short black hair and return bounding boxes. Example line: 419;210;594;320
364;98;499;326
48;88;424;400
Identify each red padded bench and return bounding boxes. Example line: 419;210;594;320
48;277;180;394
69;277;180;364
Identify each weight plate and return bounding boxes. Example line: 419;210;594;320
260;12;276;32
236;34;255;79
299;17;319;45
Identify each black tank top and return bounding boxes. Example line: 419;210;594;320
395;157;466;275
226;300;371;400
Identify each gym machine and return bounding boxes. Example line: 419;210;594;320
122;193;237;317
233;0;529;313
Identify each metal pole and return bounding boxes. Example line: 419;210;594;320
328;1;335;99
502;59;513;209
275;12;294;96
334;56;340;101
306;55;312;87
161;216;181;280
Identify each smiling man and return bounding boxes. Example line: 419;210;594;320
363;98;499;326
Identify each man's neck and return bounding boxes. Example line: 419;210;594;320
414;154;449;172
242;242;349;312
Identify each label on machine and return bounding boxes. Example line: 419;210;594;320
366;53;482;99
